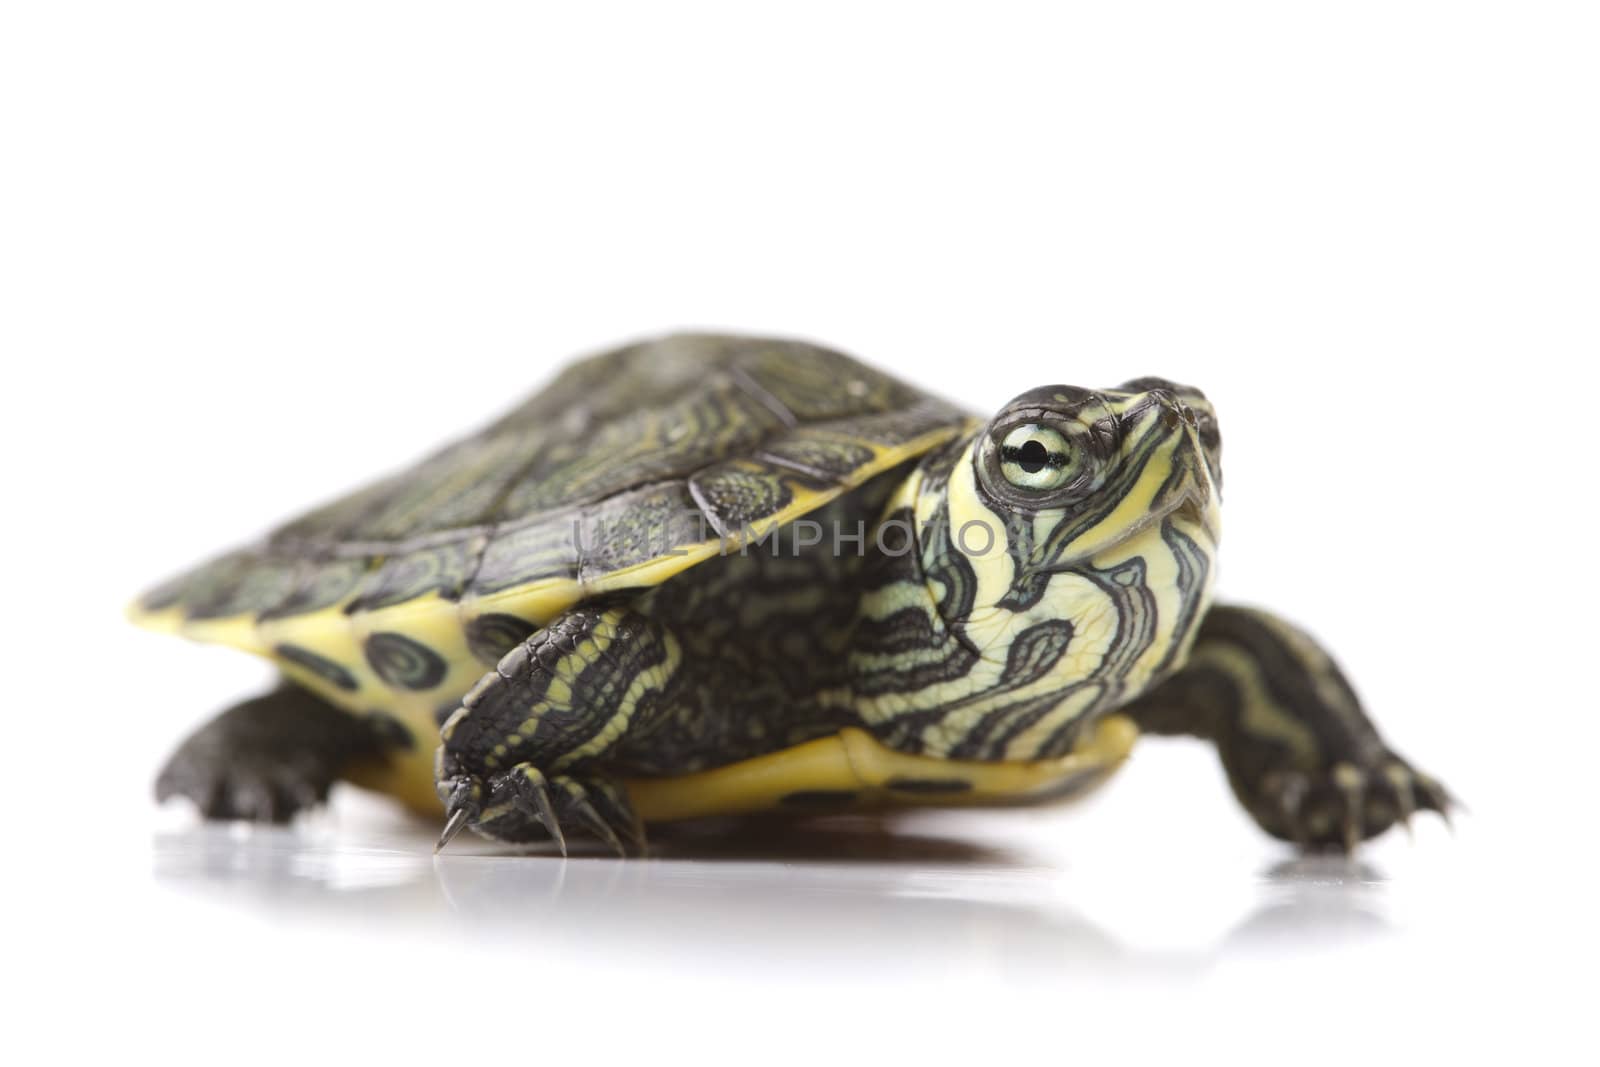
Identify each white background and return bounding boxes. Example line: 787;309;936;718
4;3;1596;1064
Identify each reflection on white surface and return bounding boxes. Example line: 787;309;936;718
19;753;1581;1063
151;809;1393;983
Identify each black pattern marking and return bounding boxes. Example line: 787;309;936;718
1151;518;1212;678
912;499;984;660
963;690;1084;759
948;620;1078;759
363;632;448;691
779;789;860;807
275;643;359;692
365;711;417;750
1190;607;1374;760
1004;619;1077;680
466;613;538;667
851;613;978;698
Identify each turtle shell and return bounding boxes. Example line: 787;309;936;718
132;333;972;713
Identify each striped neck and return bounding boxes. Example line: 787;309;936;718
847;418;1218;760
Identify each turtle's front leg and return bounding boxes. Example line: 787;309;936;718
434;606;677;855
156;685;389;823
1121;604;1455;851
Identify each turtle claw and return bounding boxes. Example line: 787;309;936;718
1256;755;1455;852
541;773;646;856
566;794;626;858
433;772;484;853
1333;763;1366;856
571;774;649;853
433;758;643;856
435;808;472;853
1385;764;1417;839
1416;775;1460;829
507;766;567;857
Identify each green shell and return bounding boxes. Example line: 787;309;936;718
136;334;969;630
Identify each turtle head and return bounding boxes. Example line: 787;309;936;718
921;378;1221;697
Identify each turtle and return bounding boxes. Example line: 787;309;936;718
132;332;1452;855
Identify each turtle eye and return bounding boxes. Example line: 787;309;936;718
998;424;1076;490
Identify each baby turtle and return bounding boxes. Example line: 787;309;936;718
133;333;1451;854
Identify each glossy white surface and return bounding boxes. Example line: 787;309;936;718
20;739;1587;1064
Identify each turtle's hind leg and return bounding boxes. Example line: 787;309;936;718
1122;604;1455;852
156;685;389;823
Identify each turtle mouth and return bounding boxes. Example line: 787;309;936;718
1029;476;1216;578
1145;429;1220;541
1104;471;1217;548
1171;481;1218;536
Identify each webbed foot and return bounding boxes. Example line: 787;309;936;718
157;686;386;823
1254;752;1457;853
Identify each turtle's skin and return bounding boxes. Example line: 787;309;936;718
134;333;1451;854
